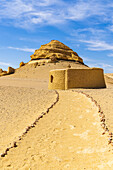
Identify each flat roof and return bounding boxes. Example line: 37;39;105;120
50;67;103;72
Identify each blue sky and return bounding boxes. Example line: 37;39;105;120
0;0;113;73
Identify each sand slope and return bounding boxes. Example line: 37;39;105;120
7;61;88;79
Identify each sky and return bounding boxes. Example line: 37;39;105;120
0;0;113;73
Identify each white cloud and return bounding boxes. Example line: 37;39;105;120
72;28;105;36
36;0;62;6
0;0;33;19
0;0;113;29
0;0;65;28
108;25;113;32
95;63;113;73
85;61;113;73
70;28;106;42
87;60;113;73
80;40;113;51
65;0;105;20
8;47;35;52
0;62;11;66
108;53;113;57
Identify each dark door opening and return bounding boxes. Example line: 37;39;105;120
51;75;53;83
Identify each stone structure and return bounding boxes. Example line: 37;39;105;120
30;40;83;63
48;68;106;90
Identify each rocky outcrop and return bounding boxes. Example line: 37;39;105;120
30;40;83;63
7;67;15;74
0;67;15;76
0;71;7;77
20;61;25;67
0;69;3;73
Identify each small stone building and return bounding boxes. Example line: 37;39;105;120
48;68;106;90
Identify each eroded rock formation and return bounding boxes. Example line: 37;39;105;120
7;67;15;74
0;69;3;73
20;61;25;67
30;40;83;63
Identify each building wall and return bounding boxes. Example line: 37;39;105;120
48;69;66;90
48;68;106;90
66;68;106;89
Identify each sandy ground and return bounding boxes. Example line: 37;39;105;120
79;87;113;132
0;77;48;89
0;91;113;169
0;62;113;169
6;61;88;79
0;86;56;154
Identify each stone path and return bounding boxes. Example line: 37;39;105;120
0;91;113;169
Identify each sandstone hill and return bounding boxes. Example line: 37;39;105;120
0;40;87;78
8;60;88;79
30;40;83;63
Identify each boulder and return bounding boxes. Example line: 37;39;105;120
30;40;83;63
20;61;25;67
0;71;7;76
0;68;3;73
7;67;15;74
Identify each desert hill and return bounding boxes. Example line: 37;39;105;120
6;40;89;79
0;40;87;78
30;40;83;63
8;60;88;79
1;41;113;169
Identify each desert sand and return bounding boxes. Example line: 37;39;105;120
0;86;56;155
0;60;113;169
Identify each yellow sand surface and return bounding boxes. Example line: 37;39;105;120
0;63;113;169
0;91;113;169
80;88;113;132
7;61;88;79
0;86;56;154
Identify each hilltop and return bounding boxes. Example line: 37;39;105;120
30;40;83;63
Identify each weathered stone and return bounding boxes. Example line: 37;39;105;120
0;71;7;76
0;68;3;73
20;61;25;67
7;67;15;74
30;40;83;63
50;54;57;63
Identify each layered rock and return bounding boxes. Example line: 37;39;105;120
30;40;83;63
